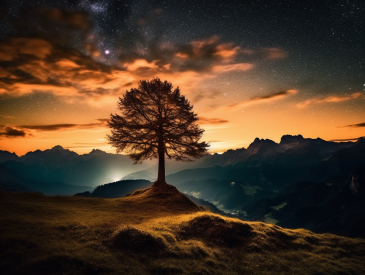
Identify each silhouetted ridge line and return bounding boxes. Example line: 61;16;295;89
74;179;152;198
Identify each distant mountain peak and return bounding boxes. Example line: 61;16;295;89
280;134;304;144
356;137;365;145
89;149;108;155
250;137;276;146
0;150;19;162
247;137;277;155
51;145;65;150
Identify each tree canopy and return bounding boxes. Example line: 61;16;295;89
107;78;209;184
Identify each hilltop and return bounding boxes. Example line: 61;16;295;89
1;184;364;275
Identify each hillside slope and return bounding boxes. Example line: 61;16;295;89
74;179;152;198
242;165;365;238
1;185;365;275
0;164;92;195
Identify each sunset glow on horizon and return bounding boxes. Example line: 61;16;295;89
1;1;364;156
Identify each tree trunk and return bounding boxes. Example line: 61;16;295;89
157;140;166;184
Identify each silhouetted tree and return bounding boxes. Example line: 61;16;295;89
107;78;209;184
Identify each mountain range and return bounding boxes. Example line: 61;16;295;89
2;134;365;238
1;135;363;195
0;144;208;194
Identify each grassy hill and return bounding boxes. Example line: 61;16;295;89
1;183;365;275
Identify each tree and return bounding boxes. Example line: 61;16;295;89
107;78;209;184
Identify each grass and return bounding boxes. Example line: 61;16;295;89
263;213;279;224
1;183;365;275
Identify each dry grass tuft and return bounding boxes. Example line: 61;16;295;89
110;226;166;253
178;215;254;247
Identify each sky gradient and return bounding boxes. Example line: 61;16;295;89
0;0;364;155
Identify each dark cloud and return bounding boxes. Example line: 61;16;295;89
16;119;109;132
0;6;119;101
329;136;365;141
96;119;109;123
0;36;116;99
119;36;253;73
13;7;92;45
19;124;78;131
0;126;26;137
338;122;365;128
34;8;91;30
198;117;229;125
0;6;283;103
0;119;109;138
0;34;255;101
252;90;295;101
229;89;297;108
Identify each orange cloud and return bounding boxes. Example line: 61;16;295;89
212;63;254;73
0;38;52;60
0;33;285;105
187;36;240;61
198;117;229;125
0;37;125;101
0;8;288;108
119;36;274;74
297;92;363;108
229;89;298;108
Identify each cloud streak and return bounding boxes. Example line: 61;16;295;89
338;122;365;128
0;126;26;137
229;89;297;108
329;136;365;141
18;119;108;131
297;92;363;108
0;119;109;138
198;117;229;125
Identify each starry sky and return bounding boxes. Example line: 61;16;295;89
0;0;364;155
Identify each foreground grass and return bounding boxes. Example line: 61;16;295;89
0;186;365;275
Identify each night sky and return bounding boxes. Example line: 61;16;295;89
0;0;364;155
